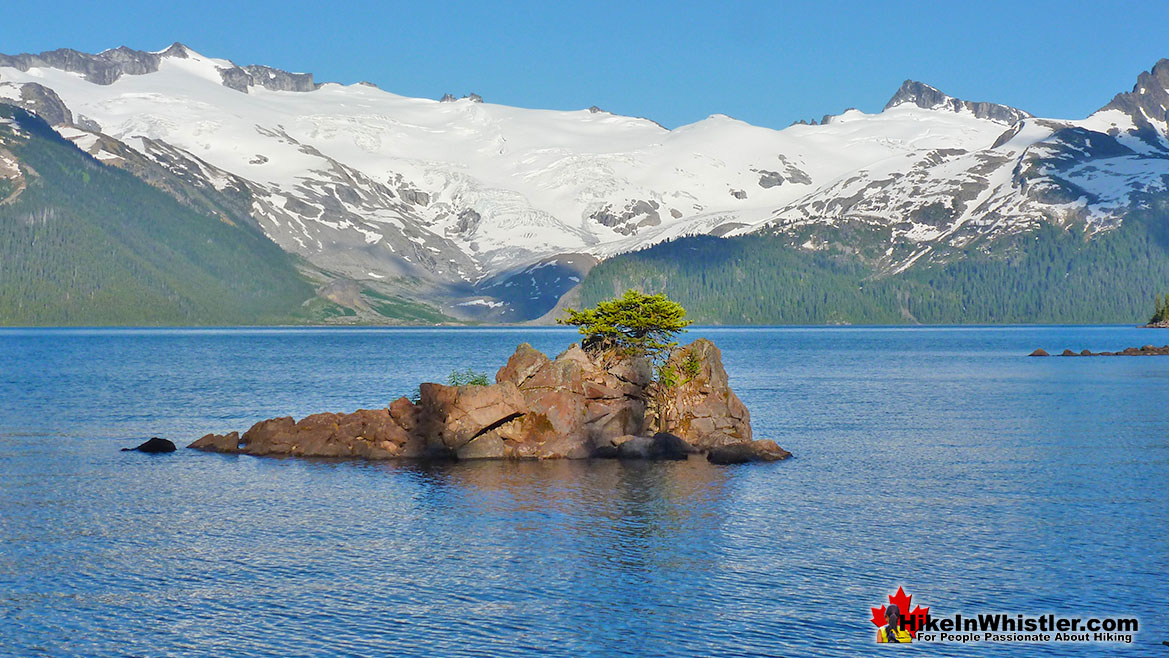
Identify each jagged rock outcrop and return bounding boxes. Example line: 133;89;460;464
1099;58;1169;148
0;46;171;85
218;65;318;94
190;339;786;462
0;82;74;126
649;339;752;448
885;80;1031;125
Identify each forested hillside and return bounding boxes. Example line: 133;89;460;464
580;204;1169;325
0;105;315;325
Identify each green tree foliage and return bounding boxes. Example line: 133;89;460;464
0;105;315;325
579;202;1169;325
558;289;691;358
1152;291;1169;324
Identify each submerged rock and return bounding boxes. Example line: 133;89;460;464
122;437;176;453
188;339;787;463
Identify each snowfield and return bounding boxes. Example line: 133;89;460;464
1;44;1167;319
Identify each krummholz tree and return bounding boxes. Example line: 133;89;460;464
558;289;691;361
559;289;693;432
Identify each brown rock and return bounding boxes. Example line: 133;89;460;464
457;434;507;460
188;431;240;453
240;416;296;455
495;343;551;387
388;396;418;431
418;381;527;454
1080;349;1093;356
1061;349;1077;356
1028;348;1049;357
707;439;792;464
650;338;752;449
229;409;417;459
751;439;793;461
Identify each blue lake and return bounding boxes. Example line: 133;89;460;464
1;326;1167;656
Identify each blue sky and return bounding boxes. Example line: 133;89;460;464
3;1;1167;129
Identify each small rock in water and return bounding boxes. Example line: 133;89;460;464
1061;349;1077;357
122;437;177;453
707;439;792;464
1029;348;1049;357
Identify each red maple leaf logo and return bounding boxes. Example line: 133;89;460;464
870;586;929;638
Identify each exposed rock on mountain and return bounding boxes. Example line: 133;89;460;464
2;44;1168;323
2;83;73;126
0;46;161;85
1097;58;1169;151
884;80;1032;125
219;64;318;93
190;339;783;461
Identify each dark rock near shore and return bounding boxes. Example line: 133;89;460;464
123;437;176;453
707;440;792;464
614;432;692;460
1029;348;1049;357
188;339;787;463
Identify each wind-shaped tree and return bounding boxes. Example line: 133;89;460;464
558;289;691;360
560;290;693;432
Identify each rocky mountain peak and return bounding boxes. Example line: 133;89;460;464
1099;58;1169;132
159;42;191;58
885;79;1031;125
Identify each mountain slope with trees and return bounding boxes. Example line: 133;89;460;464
580;200;1169;325
0;105;315;325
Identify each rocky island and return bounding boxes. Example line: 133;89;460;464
190;292;788;464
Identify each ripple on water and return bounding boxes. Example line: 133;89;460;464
1;326;1167;656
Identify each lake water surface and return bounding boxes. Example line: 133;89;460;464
1;326;1167;656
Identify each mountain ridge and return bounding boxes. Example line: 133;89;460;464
1;44;1168;324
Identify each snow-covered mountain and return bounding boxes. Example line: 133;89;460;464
2;43;1167;320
